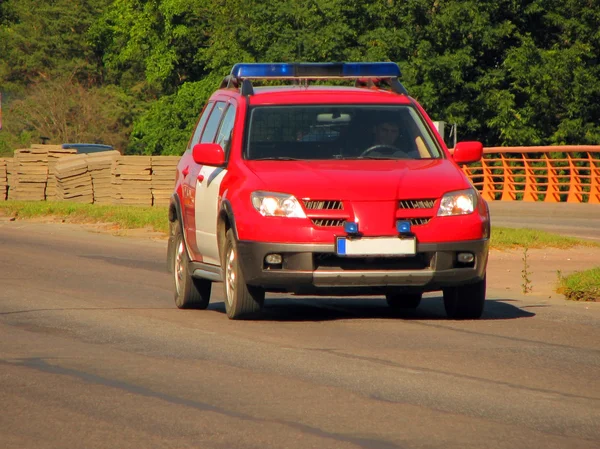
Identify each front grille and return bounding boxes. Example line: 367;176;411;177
304;200;343;210
398;199;435;209
410;218;431;226
311;218;345;227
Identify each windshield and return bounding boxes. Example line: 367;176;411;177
245;105;443;160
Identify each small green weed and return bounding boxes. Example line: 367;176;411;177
521;247;532;294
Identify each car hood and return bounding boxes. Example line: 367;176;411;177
245;159;470;201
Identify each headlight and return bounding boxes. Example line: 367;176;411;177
437;189;477;216
251;192;307;218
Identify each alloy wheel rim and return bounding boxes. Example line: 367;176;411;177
175;239;184;294
225;246;236;307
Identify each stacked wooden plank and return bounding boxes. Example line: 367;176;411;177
112;156;152;206
0;158;7;201
45;145;77;200
151;156;179;206
87;151;120;204
11;147;49;201
53;154;93;203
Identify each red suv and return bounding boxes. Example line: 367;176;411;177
167;63;490;320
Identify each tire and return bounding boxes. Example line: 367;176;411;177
171;222;211;309
222;229;265;319
386;292;422;309
443;276;486;319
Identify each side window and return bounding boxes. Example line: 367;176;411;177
200;101;227;143
215;104;236;158
187;102;214;151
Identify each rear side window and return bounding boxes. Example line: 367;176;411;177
187;102;214;151
215;105;237;159
200;101;227;143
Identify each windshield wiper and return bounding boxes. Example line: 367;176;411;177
251;157;301;161
341;156;395;160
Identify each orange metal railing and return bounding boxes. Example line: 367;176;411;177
460;146;600;203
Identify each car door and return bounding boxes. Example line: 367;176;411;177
194;100;237;266
181;102;215;258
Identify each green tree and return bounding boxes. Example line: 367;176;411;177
6;77;138;151
197;0;363;72
488;0;600;145
89;0;212;94
129;74;221;155
0;0;110;91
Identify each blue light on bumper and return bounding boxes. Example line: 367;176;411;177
397;220;411;234
344;221;359;234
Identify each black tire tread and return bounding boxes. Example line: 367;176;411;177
223;229;264;319
443;276;486;319
172;221;211;310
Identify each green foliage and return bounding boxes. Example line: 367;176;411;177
0;0;110;89
88;0;212;93
128;75;221;155
6;77;139;151
1;0;600;154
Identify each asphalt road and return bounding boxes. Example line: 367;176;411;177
1;220;599;449
488;201;600;241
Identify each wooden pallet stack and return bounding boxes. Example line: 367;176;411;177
53;154;93;203
0;158;7;201
112;156;152;206
151;156;179;206
87;151;120;204
11;147;49;201
46;145;77;200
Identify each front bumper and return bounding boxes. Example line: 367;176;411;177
236;239;489;295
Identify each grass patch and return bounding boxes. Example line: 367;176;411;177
557;268;600;302
491;226;599;250
0;201;169;235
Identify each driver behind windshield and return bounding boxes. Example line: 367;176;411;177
373;121;400;147
363;119;416;158
362;116;431;159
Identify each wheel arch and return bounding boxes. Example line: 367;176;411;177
167;193;185;272
217;199;239;265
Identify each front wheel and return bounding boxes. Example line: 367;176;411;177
171;222;211;309
443;276;486;319
223;229;264;319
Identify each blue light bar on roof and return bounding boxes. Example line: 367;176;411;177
230;62;401;79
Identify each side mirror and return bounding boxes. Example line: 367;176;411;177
192;143;225;166
452;141;483;165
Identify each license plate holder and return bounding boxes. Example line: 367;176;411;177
336;236;416;257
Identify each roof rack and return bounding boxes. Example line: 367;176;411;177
220;62;408;96
354;77;408;95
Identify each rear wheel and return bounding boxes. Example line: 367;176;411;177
171;222;211;309
223;229;264;319
386;293;422;309
443;276;486;319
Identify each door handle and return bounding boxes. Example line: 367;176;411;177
182;166;190;177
